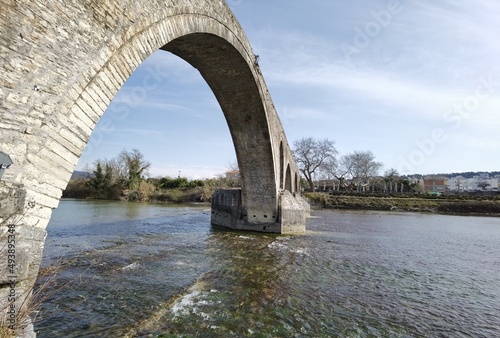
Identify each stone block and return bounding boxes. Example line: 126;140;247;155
279;190;307;234
211;188;243;229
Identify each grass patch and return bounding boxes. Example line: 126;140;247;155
304;193;500;215
437;200;500;214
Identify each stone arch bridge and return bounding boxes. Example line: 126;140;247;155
0;0;309;333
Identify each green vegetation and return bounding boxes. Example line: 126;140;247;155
63;149;239;203
304;192;500;215
437;200;500;214
64;174;239;204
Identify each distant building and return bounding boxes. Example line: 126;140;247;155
447;175;499;192
316;179;338;191
408;177;425;192
225;169;240;180
447;176;467;192
489;178;499;191
477;176;498;191
423;176;449;194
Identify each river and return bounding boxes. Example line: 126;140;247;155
33;199;500;337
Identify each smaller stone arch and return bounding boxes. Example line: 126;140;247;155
279;141;284;189
285;164;292;192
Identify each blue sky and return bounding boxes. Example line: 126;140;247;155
77;0;500;178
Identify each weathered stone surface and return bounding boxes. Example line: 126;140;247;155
211;188;244;229
0;182;26;221
0;223;46;337
280;190;308;233
212;189;307;233
0;224;46;285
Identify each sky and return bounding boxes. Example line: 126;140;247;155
76;0;500;179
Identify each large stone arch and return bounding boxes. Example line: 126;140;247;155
163;32;277;224
0;1;309;334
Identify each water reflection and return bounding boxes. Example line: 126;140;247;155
133;230;303;337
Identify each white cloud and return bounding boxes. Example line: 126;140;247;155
279;105;341;124
467;137;500;149
81;1;500;176
111;128;164;138
112;93;189;112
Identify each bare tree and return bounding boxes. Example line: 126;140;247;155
106;157;127;180
322;156;349;191
293;137;337;191
345;151;382;192
384;168;399;193
226;159;239;171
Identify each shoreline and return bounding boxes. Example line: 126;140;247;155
61;192;500;218
304;193;500;217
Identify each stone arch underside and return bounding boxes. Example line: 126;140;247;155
162;33;277;224
0;2;310;335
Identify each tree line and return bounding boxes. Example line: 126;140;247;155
78;148;153;199
67;138;417;201
293;137;416;193
64;149;238;202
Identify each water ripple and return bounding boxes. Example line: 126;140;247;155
35;202;500;337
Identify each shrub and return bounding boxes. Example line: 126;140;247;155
137;181;155;201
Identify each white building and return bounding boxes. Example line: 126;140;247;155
447;176;467;192
448;175;499;191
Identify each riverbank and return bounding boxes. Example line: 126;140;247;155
63;177;500;217
62;176;237;203
304;192;500;216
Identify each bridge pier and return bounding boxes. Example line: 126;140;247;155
0;182;45;337
211;189;308;233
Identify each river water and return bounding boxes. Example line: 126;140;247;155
34;199;500;337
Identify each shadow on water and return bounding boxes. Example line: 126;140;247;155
130;227;304;337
